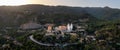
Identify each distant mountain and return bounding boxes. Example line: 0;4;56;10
84;7;120;20
0;4;120;26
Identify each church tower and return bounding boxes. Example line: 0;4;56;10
67;23;73;32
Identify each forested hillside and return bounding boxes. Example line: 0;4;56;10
0;4;120;27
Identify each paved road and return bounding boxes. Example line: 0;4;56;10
29;35;79;47
29;35;54;46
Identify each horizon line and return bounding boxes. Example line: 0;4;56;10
0;4;119;9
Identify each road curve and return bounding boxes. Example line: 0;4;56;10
29;35;54;46
29;35;79;47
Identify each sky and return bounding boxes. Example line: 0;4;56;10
0;0;119;8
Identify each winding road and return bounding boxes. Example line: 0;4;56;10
29;35;54;46
29;35;79;47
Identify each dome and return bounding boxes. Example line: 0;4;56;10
20;22;42;30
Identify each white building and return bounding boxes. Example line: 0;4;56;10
67;23;73;32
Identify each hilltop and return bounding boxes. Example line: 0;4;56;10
0;4;120;26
